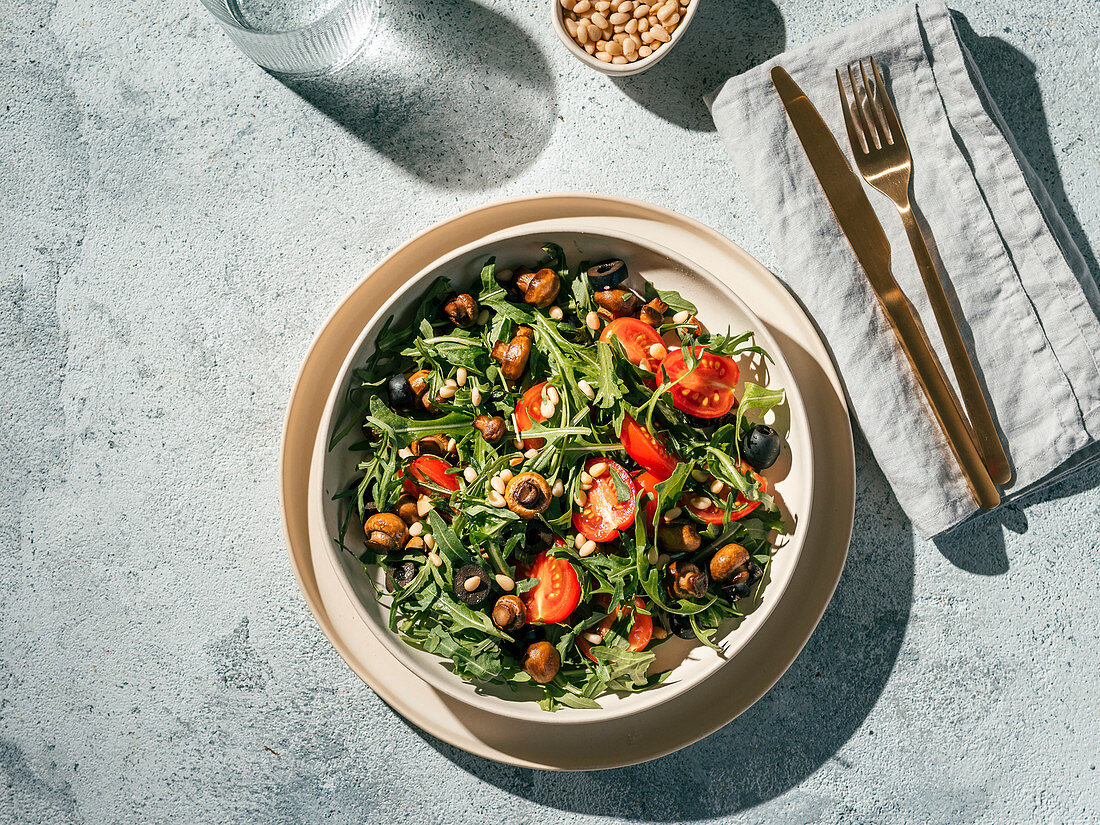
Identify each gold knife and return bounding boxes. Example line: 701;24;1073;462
771;66;999;509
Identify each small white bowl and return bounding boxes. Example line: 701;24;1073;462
550;0;701;76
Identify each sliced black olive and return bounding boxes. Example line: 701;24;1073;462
388;560;418;590
452;564;492;608
723;560;763;601
523;519;554;555
666;613;696;640
386;374;417;411
587;259;629;291
740;424;782;470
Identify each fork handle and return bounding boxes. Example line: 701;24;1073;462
898;205;1012;485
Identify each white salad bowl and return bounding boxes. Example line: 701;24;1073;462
309;222;813;724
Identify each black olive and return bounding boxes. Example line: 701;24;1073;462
523;519;554;555
386;374;417;411
740;424;782;470
388;560;418;589
723;560;763;600
666;613;697;640
362;500;379;519
586;259;629;291
681;411;724;430
452;564;492;608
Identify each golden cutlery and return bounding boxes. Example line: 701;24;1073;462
771;66;999;509
837;57;1011;486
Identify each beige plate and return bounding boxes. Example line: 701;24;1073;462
279;193;855;770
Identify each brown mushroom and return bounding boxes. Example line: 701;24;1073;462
411;434;453;457
709;543;750;583
473;414;507;444
504;472;551;518
514;267;560;308
490;326;534;381
666;560;709;599
363;512;409;554
593;289;642;318
407;369;435;410
395;494;420;526
639;297;668;327
492;595;527;633
657;522;702;554
442;293;479;328
523;641;561;683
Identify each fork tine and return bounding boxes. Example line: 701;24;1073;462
870;56;906;150
846;64;878;149
836;69;867;155
858;59;891;147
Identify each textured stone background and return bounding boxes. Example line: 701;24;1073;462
2;0;1098;822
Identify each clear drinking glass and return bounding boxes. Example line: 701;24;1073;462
201;0;379;75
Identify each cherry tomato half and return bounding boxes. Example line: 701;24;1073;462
577;596;654;662
514;381;549;449
633;470;663;527
400;456;461;496
520;546;581;624
600;317;664;369
572;458;637;542
658;346;740;419
620;415;678;479
685;461;766;523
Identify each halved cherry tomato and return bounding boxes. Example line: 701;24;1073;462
600;317;664;369
685;461;766;523
577;596;654;662
519;545;581;624
633;470;663;527
514;381;549;449
573;458;637;542
658;346;739;419
620;414;678;478
400;456;461;496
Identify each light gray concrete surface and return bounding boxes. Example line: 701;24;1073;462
2;0;1098;822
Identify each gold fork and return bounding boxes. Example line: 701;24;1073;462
837;57;1012;486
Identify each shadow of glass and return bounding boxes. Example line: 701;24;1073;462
951;13;1099;283
275;0;557;191
407;432;914;815
610;0;786;131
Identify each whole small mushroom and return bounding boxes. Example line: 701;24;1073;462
411;434;453;457
407;369;435;410
491;326;534;381
395;494;420;526
657;522;702;554
473;414;507;444
638;297;669;327
522;641;561;683
442;293;479;328
708;543;751;583
666;560;709;600
593;289;642;318
363;513;409;554
514;267;561;308
504;472;551;519
491;595;527;633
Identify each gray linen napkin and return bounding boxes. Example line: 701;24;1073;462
707;1;1100;536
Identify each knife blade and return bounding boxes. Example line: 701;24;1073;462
771;66;999;510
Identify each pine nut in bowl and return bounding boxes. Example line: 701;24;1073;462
551;0;700;75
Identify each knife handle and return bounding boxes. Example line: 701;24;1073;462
875;278;1001;510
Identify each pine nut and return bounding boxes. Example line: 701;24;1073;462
580;471;593;485
640;30;653;43
578;379;595;400
647;546;659;564
470;385;482;406
589;24;603;41
673;310;691;324
648;342;667;359
488;491;506;507
665;11;679;25
549;306;564;320
584;42;596;54
637;17;649;31
595;51;612;63
657;553;670;567
477;309;490;326
525;448;539;460
574;533;586;549
445;438;456;453
565;17;578;36
638;360;651;372
456;367;467;386
662;506;682;521
609;11;629;23
580;540;598;557
650;24;670;41
586;311;600;330
580;480;592;491
595;0;610;10
691;468;708;482
406;536;424;549
547;385;560;404
561;0;576;7
500;469;514;483
577;23;589;43
657;3;676;22
710;479;725;495
417;496;433;516
463;466;478;483
444;378;458;388
582;632;602;644
652;625;668;640
429;552;443;567
540;400;556;418
509;454;523;466
409;521;424;536
437;385;457;399
633;3;649;16
625;18;638;33
612;56;628;63
690;496;712;510
573;0;591;11
574;489;588;507
462;575;482;593
617;0;633;11
552;479;565;497
590;11;608;28
638;45;652;57
606;41;623;55
423;533;435;550
589;461;608;478
491;476;506;494
398;447;413;459
622;36;637;54
495;574;515;592
513;438;525;450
